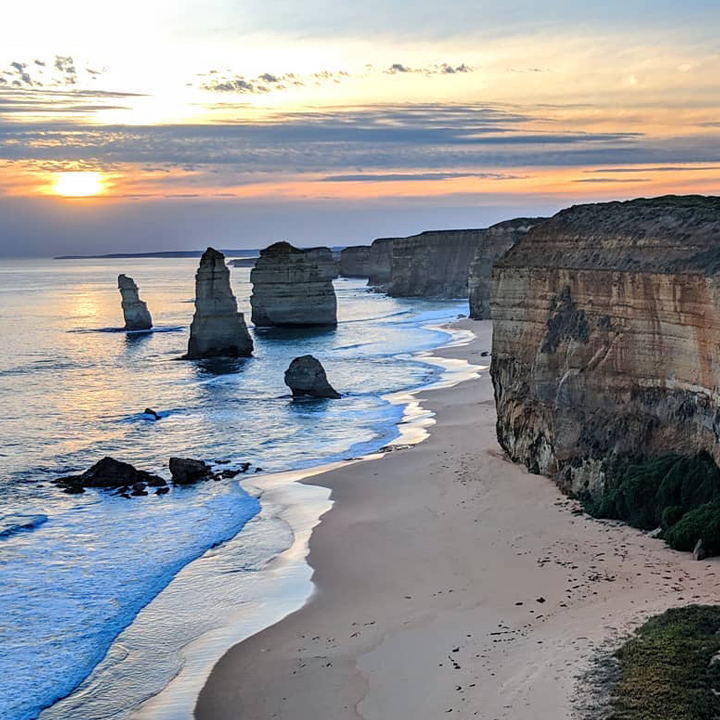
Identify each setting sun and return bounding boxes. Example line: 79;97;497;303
52;171;106;197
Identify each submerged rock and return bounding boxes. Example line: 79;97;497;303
186;247;254;359
468;217;546;319
490;195;720;497
169;457;214;484
118;274;153;330
54;456;166;492
284;355;341;399
250;242;337;327
143;408;161;420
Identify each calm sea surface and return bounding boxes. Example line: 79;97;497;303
0;258;467;719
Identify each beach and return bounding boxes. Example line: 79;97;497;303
196;318;720;720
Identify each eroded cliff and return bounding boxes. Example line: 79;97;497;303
468;218;545;319
490;195;720;497
387;229;485;298
340;246;371;277
367;237;395;288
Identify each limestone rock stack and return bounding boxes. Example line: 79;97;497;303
284;355;341;399
490;195;720;497
387;229;486;298
250;242;338;327
340;246;371;277
118;274;153;330
303;247;339;279
186;247;253;359
367;237;395;288
468;218;546;319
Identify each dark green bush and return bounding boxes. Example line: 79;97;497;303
610;605;720;720
664;501;720;553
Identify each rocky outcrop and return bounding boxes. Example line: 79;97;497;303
186;248;254;359
490;195;720;498
387;229;485;298
340;246;371;277
53;456;166;494
468;218;546;319
284;355;341;399
250;242;337;327
303;247;339;280
367;237;395;288
118;274;153;330
169;457;214;484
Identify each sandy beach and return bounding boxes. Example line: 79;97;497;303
196;319;720;720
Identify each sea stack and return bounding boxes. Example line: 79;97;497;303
490;195;720;498
284;355;341;399
118;274;153;330
467;218;546;319
250;242;337;327
367;237;396;288
340;246;371;277
185;247;253;359
386;229;485;298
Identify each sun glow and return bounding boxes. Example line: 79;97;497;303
52;172;107;197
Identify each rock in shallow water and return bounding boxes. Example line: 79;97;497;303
54;456;166;492
169;457;214;484
284;355;341;399
118;274;153;331
185;247;254;359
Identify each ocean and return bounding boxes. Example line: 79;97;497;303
0;257;470;720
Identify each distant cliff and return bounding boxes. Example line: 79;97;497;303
340;246;371;277
367;237;395;288
387;229;485;298
468;218;546;319
490;195;720;497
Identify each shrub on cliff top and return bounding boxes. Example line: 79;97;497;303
609;605;720;720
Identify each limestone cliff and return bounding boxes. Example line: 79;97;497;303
340;246;371;277
250;242;337;327
118;274;153;330
387;229;485;298
186;248;253;359
468;218;546;319
490;195;720;497
303;247;339;280
367;237;395;288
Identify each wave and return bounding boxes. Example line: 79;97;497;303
0;514;48;541
68;326;185;335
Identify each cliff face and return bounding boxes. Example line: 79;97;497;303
186;248;253;359
303;247;339;280
250;242;337;327
340;246;371;277
387;229;485;298
490;195;720;497
468;218;546;319
118;274;153;330
367;237;395;288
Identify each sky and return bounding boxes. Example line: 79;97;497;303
0;0;719;256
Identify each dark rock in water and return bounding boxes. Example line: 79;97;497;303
118;274;153;330
155;486;170;495
219;462;252;479
144;408;161;420
54;456;165;492
185;247;254;359
131;483;148;496
284;355;341;399
62;485;85;495
169;457;214;484
255;467;263;473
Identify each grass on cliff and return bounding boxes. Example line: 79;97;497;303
584;452;720;553
607;605;720;720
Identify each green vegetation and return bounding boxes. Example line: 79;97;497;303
585;453;720;553
609;605;720;720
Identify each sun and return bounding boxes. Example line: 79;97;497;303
52;171;107;197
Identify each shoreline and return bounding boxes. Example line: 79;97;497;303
197;318;720;720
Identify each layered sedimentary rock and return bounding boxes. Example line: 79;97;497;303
250;242;337;327
303;247;339;280
387;229;485;298
490;195;720;497
468;218;546;319
367;237;395;288
340;246;371;277
186;248;254;359
284;355;341;399
118;274;153;330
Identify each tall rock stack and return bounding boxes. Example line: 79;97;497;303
490;195;720;497
468;218;546;319
118;274;153;330
250;242;338;327
340;246;371;277
185;247;254;359
387;229;485;298
303;247;340;280
367;237;395;288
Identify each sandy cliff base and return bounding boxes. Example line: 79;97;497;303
197;320;720;720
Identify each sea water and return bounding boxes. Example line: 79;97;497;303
0;258;468;719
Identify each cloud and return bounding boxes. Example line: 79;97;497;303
320;171;519;182
383;62;474;75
